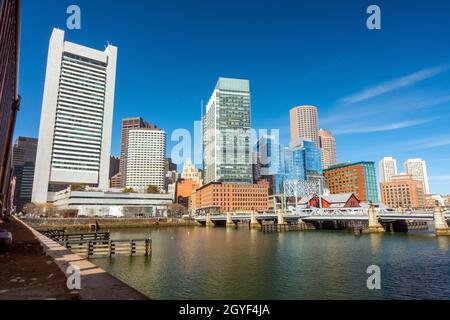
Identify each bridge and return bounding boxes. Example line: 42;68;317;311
194;206;450;235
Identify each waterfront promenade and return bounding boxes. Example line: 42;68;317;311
0;217;149;300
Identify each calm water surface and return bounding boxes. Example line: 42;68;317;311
93;227;450;300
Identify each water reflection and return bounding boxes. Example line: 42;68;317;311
93;227;450;300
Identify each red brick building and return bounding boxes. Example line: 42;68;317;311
195;181;269;214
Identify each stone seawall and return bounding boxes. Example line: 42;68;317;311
23;218;200;231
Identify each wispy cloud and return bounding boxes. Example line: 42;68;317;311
333;118;437;135
338;65;449;105
429;175;450;182
397;135;450;151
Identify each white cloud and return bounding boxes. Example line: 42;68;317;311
338;65;448;105
333;118;437;135
429;175;450;182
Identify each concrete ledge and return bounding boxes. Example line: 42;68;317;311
18;218;150;300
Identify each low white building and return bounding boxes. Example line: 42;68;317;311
49;188;173;217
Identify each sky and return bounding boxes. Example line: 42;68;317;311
15;0;450;194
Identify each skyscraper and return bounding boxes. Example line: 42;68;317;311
319;129;336;169
0;0;21;217
125;128;166;191
32;28;117;204
12;137;38;211
120;117;157;187
379;157;398;183
290;105;320;148
203;77;252;184
404;159;430;195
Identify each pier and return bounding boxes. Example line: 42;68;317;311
40;229;152;258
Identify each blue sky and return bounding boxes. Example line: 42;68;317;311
15;0;450;194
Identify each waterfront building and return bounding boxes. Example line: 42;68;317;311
50;187;173;218
110;172;122;189
32;29;117;204
379;157;398;183
290;105;320;148
203;77;253;185
257;135;282;176
181;161;202;185
296;193;361;209
425;194;446;208
12;137;38;211
126;128;166;192
380;174;425;209
120;117;158;187
0;0;21;217
324;162;379;203
319;129;336;169
404;158;430;195
176;178;201;210
195;181;269;214
109;156;120;179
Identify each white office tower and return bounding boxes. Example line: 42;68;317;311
125;129;166;192
32;29;117;204
290;105;320;148
404;159;430;195
379;157;398;183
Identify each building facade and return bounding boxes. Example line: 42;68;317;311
12;137;37;211
181;160;202;185
32;29;117;204
120;117;157;187
379;157;398;183
125;128;166;191
0;0;21;216
319;129;336;169
109;155;120;179
380;174;425;210
404;159;430;195
195;181;269;214
290;105;320;148
324;162;379;203
175;178;201;211
203;77;253;185
50;188;173;218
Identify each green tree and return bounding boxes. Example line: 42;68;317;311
70;184;85;191
122;187;135;193
146;185;160;194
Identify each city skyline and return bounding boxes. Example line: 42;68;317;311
14;0;450;194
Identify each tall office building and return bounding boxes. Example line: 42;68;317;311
324;162;379;203
32;28;117;204
319;129;336;169
404;159;430;195
119;117;157;187
0;0;21;216
203;77;252;185
12;137;37;211
125;128;166;191
290;105;320;148
379;157;398;183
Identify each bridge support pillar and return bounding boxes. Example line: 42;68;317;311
433;205;450;236
298;219;307;231
250;212;260;229
277;211;287;226
205;213;214;227
367;205;385;233
226;212;235;228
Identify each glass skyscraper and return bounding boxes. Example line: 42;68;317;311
203;77;253;184
257;137;323;195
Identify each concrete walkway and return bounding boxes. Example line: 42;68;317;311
1;217;149;300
